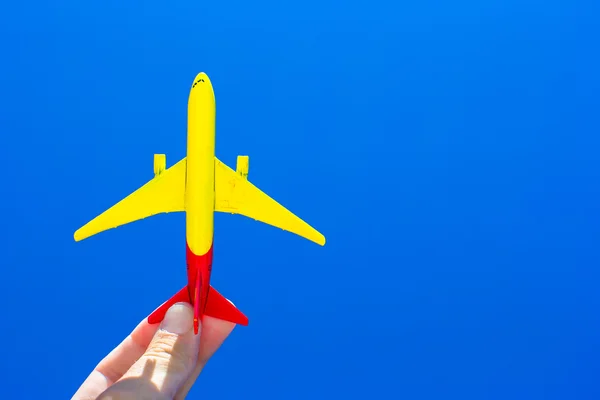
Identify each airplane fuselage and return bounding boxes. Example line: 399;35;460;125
185;73;216;331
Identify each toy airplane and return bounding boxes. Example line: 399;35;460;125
74;72;325;334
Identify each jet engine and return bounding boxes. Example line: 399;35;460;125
154;154;166;176
236;155;249;180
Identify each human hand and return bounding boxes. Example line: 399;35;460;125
72;302;236;400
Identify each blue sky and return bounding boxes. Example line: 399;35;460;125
1;1;600;399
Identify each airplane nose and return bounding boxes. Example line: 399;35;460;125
192;72;211;89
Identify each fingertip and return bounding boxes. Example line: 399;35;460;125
160;302;195;335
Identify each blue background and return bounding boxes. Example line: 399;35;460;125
1;1;599;399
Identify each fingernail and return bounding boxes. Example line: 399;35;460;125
160;302;195;335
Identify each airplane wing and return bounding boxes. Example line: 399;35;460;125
214;156;325;246
74;157;187;241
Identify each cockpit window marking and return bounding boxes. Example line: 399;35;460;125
192;78;205;88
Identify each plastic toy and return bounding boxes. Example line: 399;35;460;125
74;72;326;334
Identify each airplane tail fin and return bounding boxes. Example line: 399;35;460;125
147;285;248;331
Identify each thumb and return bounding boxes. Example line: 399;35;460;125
99;302;201;399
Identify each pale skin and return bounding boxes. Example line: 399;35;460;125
72;302;235;400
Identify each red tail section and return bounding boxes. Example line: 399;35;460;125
205;286;249;326
147;285;248;328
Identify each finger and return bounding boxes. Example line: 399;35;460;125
98;303;201;399
174;315;236;399
72;317;161;400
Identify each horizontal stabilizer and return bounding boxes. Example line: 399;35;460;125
205;286;249;326
147;285;248;327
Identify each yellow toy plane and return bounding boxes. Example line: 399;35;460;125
74;72;325;334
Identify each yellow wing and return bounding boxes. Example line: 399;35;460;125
74;156;187;241
214;156;325;246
